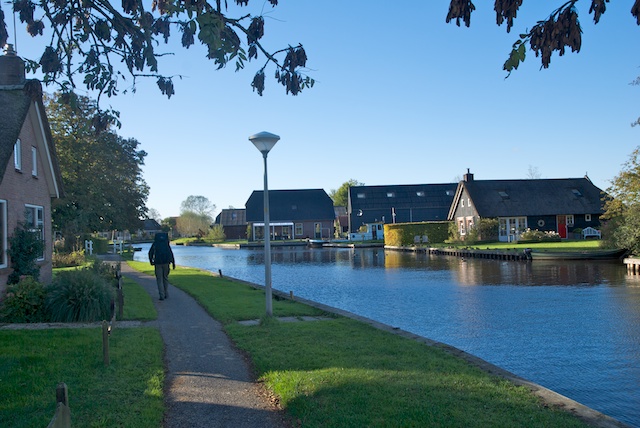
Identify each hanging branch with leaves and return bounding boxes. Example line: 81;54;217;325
1;0;314;103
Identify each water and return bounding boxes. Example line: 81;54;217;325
134;244;640;427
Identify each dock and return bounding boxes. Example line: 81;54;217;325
624;257;640;274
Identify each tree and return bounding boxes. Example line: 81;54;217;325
330;179;364;207
147;208;162;223
176;211;211;237
1;0;313;105
47;93;149;248
601;146;640;254
180;195;216;219
446;1;640;76
527;165;541;179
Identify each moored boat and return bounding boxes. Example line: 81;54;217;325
529;248;627;260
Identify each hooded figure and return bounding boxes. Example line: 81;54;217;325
148;232;175;300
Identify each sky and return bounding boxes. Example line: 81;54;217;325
8;1;640;219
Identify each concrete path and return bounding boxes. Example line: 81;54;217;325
120;262;287;428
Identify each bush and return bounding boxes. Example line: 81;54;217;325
52;250;86;268
519;228;561;242
7;222;44;285
46;269;115;322
0;277;47;323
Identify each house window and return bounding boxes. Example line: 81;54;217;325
461;199;465;208
467;198;471;207
0;200;6;268
458;219;466;235
446;190;453;196
291;204;298;210
25;204;45;260
295;223;303;236
282;226;291;238
386;192;395;198
572;189;582;197
585;214;592;222
498;191;509;199
416;191;425;197
14;139;21;171
566;215;574;226
31;146;38;177
357;193;365;199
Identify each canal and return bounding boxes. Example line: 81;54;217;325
134;244;640;427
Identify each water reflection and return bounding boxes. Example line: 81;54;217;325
134;244;640;426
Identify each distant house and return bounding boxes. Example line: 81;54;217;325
214;208;247;240
245;189;335;240
0;45;64;289
136;218;163;240
347;183;457;234
447;170;605;242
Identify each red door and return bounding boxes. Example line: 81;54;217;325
557;215;567;239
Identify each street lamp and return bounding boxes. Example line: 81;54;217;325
249;131;280;316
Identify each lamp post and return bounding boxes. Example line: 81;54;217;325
249;131;280;316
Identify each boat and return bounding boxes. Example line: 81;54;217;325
528;248;628;260
307;239;325;248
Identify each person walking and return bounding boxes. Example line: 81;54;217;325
148;232;175;300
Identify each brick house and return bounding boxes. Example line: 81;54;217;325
0;45;64;290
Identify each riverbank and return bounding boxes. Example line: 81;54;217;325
128;261;627;428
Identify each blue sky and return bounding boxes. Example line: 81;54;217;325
10;1;640;218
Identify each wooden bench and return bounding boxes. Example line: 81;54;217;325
582;227;601;239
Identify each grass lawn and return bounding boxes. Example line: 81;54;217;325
128;261;590;427
0;267;163;427
0;328;163;427
434;239;603;252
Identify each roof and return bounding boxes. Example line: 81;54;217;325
349;183;457;221
245;189;335;222
143;218;162;230
215;209;246;226
0;50;63;197
450;177;605;218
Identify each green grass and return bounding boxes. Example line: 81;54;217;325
119;277;157;321
0;328;163;427
128;261;324;323
128;262;589;427
435;239;603;251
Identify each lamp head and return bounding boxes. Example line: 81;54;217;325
249;131;280;155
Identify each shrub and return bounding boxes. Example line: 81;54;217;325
52;250;86;268
0;277;47;323
519;228;561;242
7;222;44;285
46;269;115;322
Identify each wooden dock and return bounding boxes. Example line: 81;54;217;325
623;257;640;274
385;246;529;261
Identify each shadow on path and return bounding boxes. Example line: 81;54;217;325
120;262;286;428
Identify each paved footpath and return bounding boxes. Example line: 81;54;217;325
120;262;287;428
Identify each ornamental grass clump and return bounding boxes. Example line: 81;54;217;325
46;269;114;322
0;277;47;323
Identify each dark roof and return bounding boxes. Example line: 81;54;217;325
454;177;604;218
215;209;246;226
0;51;63;196
245;189;335;222
143;218;162;230
349;183;457;221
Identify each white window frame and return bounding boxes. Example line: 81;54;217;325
585;214;592;222
31;146;38;177
25;204;45;261
295;223;303;236
0;200;6;268
566;215;575;226
14;139;22;171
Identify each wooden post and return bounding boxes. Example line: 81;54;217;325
102;320;110;366
117;288;124;320
47;383;71;428
55;383;68;407
289;290;294;300
218;269;223;277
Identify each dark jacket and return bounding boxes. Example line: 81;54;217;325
149;233;175;265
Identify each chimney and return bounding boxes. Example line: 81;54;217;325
463;168;474;182
0;44;26;86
